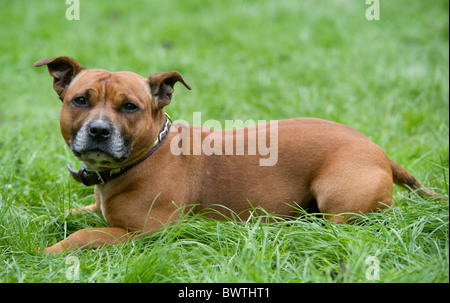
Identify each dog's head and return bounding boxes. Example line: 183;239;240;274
34;56;190;171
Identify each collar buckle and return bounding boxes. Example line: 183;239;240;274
94;170;106;185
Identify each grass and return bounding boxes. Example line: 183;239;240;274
0;0;448;283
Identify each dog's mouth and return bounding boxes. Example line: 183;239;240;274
72;148;129;169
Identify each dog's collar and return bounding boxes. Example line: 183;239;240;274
67;113;172;186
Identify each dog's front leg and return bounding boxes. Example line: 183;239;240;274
44;227;131;254
70;187;102;215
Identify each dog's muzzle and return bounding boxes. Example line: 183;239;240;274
70;119;130;166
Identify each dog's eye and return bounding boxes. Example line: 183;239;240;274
72;97;88;107
121;103;140;113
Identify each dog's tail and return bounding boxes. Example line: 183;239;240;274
390;159;444;200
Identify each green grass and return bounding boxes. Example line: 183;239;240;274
0;0;448;283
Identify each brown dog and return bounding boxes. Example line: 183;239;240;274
34;56;441;254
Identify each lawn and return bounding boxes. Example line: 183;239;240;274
0;0;448;283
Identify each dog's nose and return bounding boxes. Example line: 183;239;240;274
88;120;112;142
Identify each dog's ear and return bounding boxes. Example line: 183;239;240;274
34;56;84;101
148;71;191;109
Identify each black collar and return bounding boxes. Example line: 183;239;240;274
67;113;172;186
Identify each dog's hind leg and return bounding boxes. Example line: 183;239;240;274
311;161;394;223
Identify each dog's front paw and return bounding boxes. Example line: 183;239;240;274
38;243;66;255
68;204;99;215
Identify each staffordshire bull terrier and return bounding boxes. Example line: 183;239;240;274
34;56;442;253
